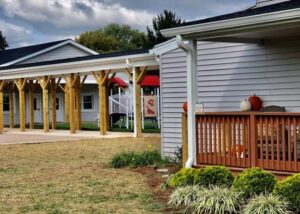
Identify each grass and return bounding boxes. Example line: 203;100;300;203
0;137;166;213
9;121;161;133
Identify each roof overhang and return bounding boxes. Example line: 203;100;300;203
0;39;99;67
0;53;158;80
161;7;300;41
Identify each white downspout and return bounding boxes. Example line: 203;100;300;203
176;35;197;168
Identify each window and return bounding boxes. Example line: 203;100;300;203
82;95;94;110
56;98;59;110
3;96;9;111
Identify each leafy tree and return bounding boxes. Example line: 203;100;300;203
0;31;8;50
76;24;148;53
147;10;184;48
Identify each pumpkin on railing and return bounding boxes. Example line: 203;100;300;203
248;94;262;111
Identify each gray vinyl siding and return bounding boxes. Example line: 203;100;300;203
17;44;91;65
160;38;300;157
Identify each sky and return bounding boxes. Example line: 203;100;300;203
0;0;255;48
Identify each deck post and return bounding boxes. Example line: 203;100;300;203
0;80;5;133
8;82;14;129
14;78;27;131
182;113;188;168
133;66;147;137
37;76;51;132
28;80;35;129
75;75;86;130
250;113;258;167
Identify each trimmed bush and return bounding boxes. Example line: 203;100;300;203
233;168;277;198
243;194;292;214
168;185;200;208
274;173;300;213
194;166;234;188
169;168;196;188
111;150;168;168
190;186;244;214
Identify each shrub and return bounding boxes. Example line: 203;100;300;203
243;194;292;214
111;150;168;168
190;186;244;214
233;168;277;198
273;173;300;213
168;185;201;208
111;151;136;168
169;168;196;188
194;166;234;188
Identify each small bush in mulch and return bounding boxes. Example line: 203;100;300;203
243;194;292;214
273;173;300;213
111;150;171;168
194;166;234;188
233;167;277;198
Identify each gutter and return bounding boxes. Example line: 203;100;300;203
176;35;196;168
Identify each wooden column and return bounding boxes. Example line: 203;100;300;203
0;80;5;133
92;70;110;135
37;76;51;132
50;78;61;130
133;67;147;137
8;82;14;129
75;75;87;130
64;74;78;134
64;84;70;123
14;78;26;131
28;80;36;129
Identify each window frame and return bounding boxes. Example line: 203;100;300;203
81;93;95;112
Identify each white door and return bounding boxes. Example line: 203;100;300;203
34;94;42;123
50;93;64;122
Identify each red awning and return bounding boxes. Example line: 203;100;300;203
141;75;160;87
111;77;128;87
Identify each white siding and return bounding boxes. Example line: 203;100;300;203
160;38;300;157
17;44;91;65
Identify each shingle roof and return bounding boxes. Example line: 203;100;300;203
0;49;150;71
0;39;69;65
174;0;300;28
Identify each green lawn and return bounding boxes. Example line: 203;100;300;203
0;137;169;213
9;121;160;133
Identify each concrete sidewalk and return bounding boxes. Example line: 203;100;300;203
0;129;160;145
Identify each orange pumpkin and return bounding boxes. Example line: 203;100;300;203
183;101;188;112
248;94;262;111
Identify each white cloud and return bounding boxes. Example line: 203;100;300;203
0;0;154;31
0;20;32;47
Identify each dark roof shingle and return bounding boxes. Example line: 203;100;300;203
0;39;69;65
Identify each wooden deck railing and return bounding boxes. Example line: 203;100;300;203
190;112;300;173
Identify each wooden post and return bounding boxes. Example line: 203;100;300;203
8;82;14;129
37;76;51;132
75;77;81;130
133;67;147;137
182;113;188;168
64;74;78;134
14;78;26;131
28;80;35;129
92;70;110;135
64;84;70;123
50;78;57;130
0;80;5;133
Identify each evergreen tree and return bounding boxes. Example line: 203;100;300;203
146;10;184;48
0;31;8;50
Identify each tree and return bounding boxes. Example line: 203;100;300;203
147;10;184;48
0;31;8;50
76;24;148;54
